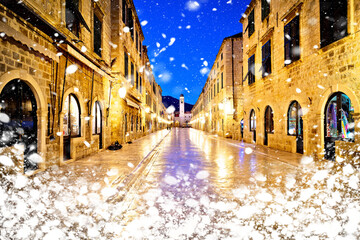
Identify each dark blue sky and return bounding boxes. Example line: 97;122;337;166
133;0;249;105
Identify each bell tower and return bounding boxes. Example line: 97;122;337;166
180;94;185;118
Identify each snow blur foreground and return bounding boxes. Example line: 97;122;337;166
0;129;360;239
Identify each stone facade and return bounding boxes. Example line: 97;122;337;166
0;0;165;174
193;0;360;162
240;0;360;161
191;33;243;138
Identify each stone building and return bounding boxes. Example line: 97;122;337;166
239;0;360;161
0;0;165;174
191;33;243;137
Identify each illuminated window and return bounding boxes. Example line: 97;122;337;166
63;94;81;137
92;101;102;135
250;109;256;131
287;101;302;136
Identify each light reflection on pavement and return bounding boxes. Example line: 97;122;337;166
120;128;342;239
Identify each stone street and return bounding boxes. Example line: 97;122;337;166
1;128;360;239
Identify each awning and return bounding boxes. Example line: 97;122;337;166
67;45;114;82
0;0;66;41
0;21;59;62
126;98;139;109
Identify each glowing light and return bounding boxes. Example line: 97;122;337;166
219;103;224;110
118;87;127;98
145;107;150;113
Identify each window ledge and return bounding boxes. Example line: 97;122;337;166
320;34;350;52
262;73;272;80
283;59;302;69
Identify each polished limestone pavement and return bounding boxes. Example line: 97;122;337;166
118;128;341;239
2;128;357;239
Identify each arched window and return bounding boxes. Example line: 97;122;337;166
250;109;256;131
0;79;38;171
63;94;81;137
325;92;354;140
264;106;274;133
288;101;302;136
324;92;354;160
92;101;102;135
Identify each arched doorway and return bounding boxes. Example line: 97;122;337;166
0;79;38;172
288;101;303;154
250;109;256;143
63;94;81;160
92;101;103;149
264;106;274;146
324;92;354;160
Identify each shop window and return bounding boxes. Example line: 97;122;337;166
248;54;255;85
93;13;102;57
261;0;270;21
65;0;90;37
0;80;38;172
92;101;102;135
287;101;302;136
262;40;271;77
264;106;274;133
325;92;354;139
248;9;255;37
63;94;81;137
250;109;256;131
324;92;354;159
284;16;300;65
320;0;348;48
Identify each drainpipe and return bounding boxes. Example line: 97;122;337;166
88;69;95;116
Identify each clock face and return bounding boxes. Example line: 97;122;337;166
181;100;183;103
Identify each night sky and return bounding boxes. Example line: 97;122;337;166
133;0;249;105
